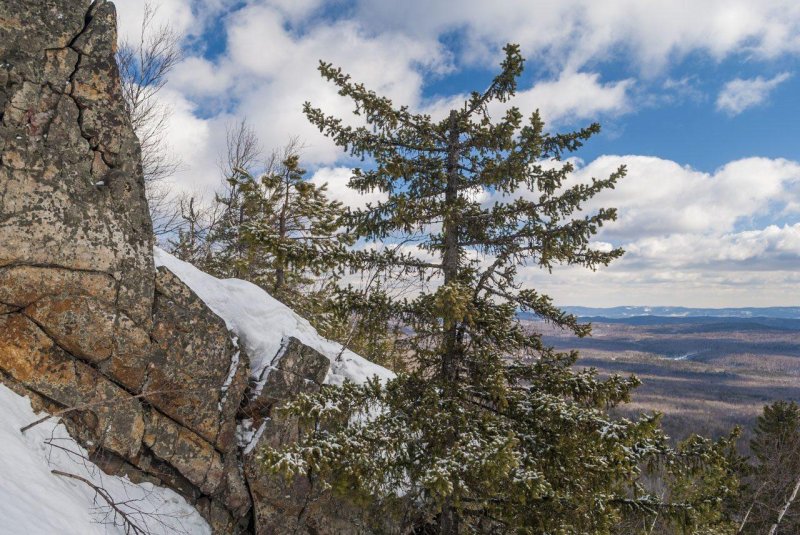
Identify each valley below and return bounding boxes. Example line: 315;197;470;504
525;313;800;448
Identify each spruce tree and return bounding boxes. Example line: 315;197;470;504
319;282;405;370
204;120;263;280
262;44;737;533
740;401;800;534
235;152;354;304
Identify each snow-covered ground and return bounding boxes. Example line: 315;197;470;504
154;248;394;387
0;384;211;535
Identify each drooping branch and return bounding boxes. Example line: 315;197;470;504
51;470;149;534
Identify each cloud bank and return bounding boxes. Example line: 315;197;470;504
115;0;800;306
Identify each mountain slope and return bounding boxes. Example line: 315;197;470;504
557;306;800;319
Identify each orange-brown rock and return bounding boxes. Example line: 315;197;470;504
149;266;249;451
25;294;117;364
0;313;144;458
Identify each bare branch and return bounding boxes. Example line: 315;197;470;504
116;1;185;235
768;475;800;535
52;470;149;534
219;118;262;181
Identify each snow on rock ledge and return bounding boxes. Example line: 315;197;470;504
153;248;394;387
0;384;210;535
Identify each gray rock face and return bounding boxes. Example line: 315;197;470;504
151;266;249;451
0;0;154;327
244;336;330;420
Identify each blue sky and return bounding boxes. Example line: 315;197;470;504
115;0;800;307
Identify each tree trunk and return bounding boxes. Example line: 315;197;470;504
441;109;461;385
738;481;766;533
768;474;800;535
439;497;459;535
235;187;246;279
438;110;461;535
274;172;290;294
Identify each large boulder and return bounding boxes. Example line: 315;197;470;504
0;0;160;433
0;1;381;533
0;1;251;531
1;0;152;439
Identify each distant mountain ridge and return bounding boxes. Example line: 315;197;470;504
558;306;800;320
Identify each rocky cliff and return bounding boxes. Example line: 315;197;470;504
0;1;380;533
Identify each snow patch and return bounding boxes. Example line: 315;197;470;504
218;336;242;412
244;420;269;456
0;384;210;535
236;418;256;449
153;248;394;387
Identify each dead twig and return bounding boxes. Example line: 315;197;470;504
51;470;149;535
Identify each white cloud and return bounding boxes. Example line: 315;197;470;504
117;0;449;198
352;0;800;73
203;4;451;166
520;223;800;307
262;0;326;22
309;167;388;210
154;88;220;195
114;0;195;44
514;156;800;306
658;76;706;105
510;71;633;125
622;224;800;268
716;72;792;115
116;0;638;182
532;263;800;308
421;70;633;127
169;57;234;97
572;155;800;239
113;0;800;189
